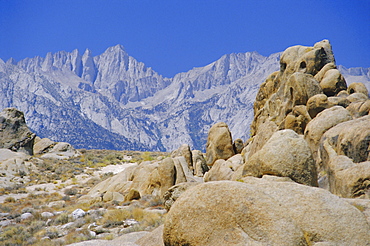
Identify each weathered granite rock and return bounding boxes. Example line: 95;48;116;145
306;93;331;118
321;138;370;198
0;108;36;155
78;164;137;203
0;149;32;188
157;158;176;196
348;82;369;96
33;138;55;155
171;144;193;174
314;62;336;82
347;92;368;103
318;115;370;198
254;71;280;113
204;154;243;182
163;179;370;246
235;129;318;186
136;225;164;246
347;100;370;118
247;120;278;158
232;138;244;154
321;115;370;163
163;182;199;211
191;150;208;177
320;68;347;96
205;122;235;166
304;106;352;165
251;40;336;137
284;105;311;134
103;191;124;202
124;189;141;202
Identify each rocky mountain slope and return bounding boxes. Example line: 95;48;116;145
0;45;369;151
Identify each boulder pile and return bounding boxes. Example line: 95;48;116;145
137;40;370;245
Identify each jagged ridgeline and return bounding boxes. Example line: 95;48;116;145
0;43;368;151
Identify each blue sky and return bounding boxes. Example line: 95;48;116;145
1;0;369;77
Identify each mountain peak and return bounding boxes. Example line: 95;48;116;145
106;44;126;53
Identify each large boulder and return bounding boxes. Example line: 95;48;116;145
319;68;347;96
318;115;370;198
0;108;36;155
321;115;370;163
205;122;235;166
348;82;369;96
33;137;55;155
235;129;318;186
40;142;80;159
321;138;370;198
247;120;278;158
304;106;352;165
346;99;370;118
157;157;176;197
163;179;370;246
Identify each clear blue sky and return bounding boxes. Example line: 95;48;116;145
1;0;369;77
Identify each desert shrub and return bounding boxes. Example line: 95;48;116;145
64;229;93;244
4;196;16;203
0;224;32;245
140;195;164;207
22;207;35;214
99;207;164;230
54;213;69;225
141;152;154;161
0;204;11;213
27;220;45;234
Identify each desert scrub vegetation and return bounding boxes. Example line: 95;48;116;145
0;149;168;245
100;207;165;231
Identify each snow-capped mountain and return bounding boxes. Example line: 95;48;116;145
0;46;369;151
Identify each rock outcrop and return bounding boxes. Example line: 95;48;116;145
318;115;370;198
79;145;204;204
203;154;243;182
235;129;318;186
163;178;370;246
0;108;36;155
205;122;235;166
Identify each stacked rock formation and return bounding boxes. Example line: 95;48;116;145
160;40;370;245
200;40;370;199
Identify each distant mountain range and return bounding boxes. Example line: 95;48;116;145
1;45;369;151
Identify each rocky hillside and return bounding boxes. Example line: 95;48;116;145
1;45;368;151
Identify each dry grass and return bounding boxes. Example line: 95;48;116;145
100;207;164;230
0;149;168;246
